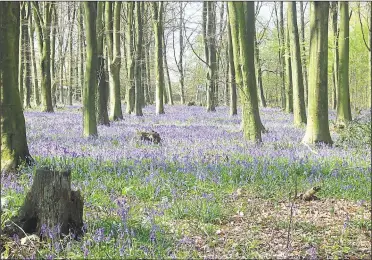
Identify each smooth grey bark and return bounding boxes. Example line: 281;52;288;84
32;2;54;112
336;1;352;125
302;2;332;145
18;5;26;109
284;11;293;113
106;2;123;120
206;2;217;112
50;6;57;107
28;9;40;106
163;31;173;105
96;2;110;126
152;2;165;114
331;2;339;110
299;1;308;108
83;1;98;137
126;2;135;114
288;2;307;126
279;2;286;109
134;2;143;116
227;11;237;116
274;2;286;109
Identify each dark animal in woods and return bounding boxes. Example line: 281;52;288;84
187;101;196;106
139;130;161;144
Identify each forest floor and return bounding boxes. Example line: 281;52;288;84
1;104;371;259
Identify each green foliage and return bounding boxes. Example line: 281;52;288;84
335;115;371;148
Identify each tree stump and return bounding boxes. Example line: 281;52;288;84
187;101;196;106
139;130;161;144
3;168;84;239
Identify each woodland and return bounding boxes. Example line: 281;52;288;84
0;1;371;259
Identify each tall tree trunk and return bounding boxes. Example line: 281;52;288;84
279;2;286;109
224;39;229;106
79;4;84;101
337;1;352;125
106;2;123;120
254;31;266;108
0;2;32;173
145;41;152;104
331;2;339;110
178;2;185;104
274;2;286;109
96;2;110;126
163;32;173;105
288;2;307;126
229;2;262;142
28;9;40;106
152;2;165;114
215;2;225;106
59;37;64;104
23;4;32;109
303;2;332;145
33;2;54;112
284;11;293;113
227;11;237;116
299;1;308;107
18;4;25;109
51;6;57;107
83;2;98;137
134;2;143;116
125;2;135;114
206;2;217;112
67;3;74;106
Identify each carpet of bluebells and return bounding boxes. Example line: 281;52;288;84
1;104;371;259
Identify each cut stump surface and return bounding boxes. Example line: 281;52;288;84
3;168;84;239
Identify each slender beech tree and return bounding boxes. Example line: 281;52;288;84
32;2;54;112
274;2;286;109
152;2;165;114
337;1;352;126
50;5;57;107
215;2;226;106
299;2;308;107
28;9;40;107
224;41;230;106
145;35;152;104
162;32;172;105
331;2;339;110
206;2;217;112
106;2;123;120
1;2;32;173
96;2;110;126
134;2;143;116
253;3;269;108
18;4;26;109
288;2;306;126
279;2;286;109
67;3;75;106
284;11;293;113
83;2;98;137
23;3;32;108
228;2;262;142
126;2;135;114
173;2;185;104
227;5;237;116
58;28;64;104
302;2;332;145
78;4;84;100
